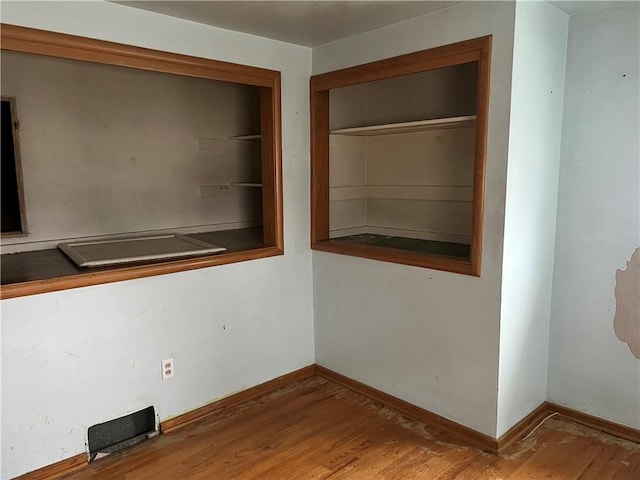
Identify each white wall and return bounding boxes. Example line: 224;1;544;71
329;128;476;243
329;135;367;235
0;2;313;478
313;1;516;437
365;127;475;243
548;4;640;429
497;1;568;437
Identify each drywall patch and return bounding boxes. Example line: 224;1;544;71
614;248;640;359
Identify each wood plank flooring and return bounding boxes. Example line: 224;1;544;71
62;377;640;479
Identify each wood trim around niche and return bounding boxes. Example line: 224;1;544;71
0;24;278;86
0;24;284;299
310;35;492;276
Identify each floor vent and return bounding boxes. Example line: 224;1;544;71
88;406;157;461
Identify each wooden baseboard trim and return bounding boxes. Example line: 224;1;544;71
315;368;640;453
160;364;316;434
315;365;499;453
496;402;551;453
15;365;316;479
14;366;638;479
547;402;640;444
14;453;86;480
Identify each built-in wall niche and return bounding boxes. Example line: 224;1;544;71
311;36;491;275
0;25;283;298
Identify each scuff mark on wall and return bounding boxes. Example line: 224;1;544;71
614;248;640;359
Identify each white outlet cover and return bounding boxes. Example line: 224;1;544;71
162;358;174;380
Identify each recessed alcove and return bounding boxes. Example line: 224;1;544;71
0;25;283;298
311;36;491;275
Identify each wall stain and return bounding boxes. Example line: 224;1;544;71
614;247;640;359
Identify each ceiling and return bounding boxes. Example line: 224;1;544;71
547;1;633;16
116;1;461;46
117;1;634;48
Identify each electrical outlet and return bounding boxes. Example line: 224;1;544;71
161;358;174;380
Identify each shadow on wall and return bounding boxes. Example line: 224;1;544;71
614;247;640;359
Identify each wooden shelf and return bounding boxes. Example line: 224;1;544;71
200;183;262;188
230;182;262;187
229;134;261;141
330;115;476;136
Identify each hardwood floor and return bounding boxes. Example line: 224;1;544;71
62;377;640;479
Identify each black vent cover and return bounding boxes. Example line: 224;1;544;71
88;406;156;461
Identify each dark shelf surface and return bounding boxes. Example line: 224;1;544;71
332;233;470;259
1;227;265;285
